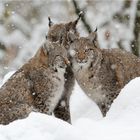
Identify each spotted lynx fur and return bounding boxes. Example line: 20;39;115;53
47;14;82;122
0;41;68;125
69;30;140;116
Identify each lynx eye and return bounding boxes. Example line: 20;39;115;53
85;48;93;53
53;55;66;69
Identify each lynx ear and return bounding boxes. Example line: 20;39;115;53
34;43;49;66
88;28;98;47
66;12;83;43
72;11;84;28
36;44;48;59
35;44;49;65
66;11;83;30
42;44;49;56
48;16;54;27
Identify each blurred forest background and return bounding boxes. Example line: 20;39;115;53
0;0;139;83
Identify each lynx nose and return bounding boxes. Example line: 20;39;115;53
77;51;86;63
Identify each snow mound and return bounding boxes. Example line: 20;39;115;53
106;77;140;123
72;77;140;140
0;73;140;140
0;112;85;140
70;81;103;123
1;71;16;86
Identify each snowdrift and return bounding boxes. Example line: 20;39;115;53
0;75;140;140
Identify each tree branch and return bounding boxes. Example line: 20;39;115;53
72;0;92;33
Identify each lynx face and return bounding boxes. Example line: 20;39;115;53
69;31;100;72
47;15;82;48
40;41;70;74
53;55;69;73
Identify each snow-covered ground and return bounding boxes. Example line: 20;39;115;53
0;72;140;140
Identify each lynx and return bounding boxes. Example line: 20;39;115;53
0;41;68;125
47;13;82;122
69;30;140;116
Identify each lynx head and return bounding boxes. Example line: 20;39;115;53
69;29;102;71
47;12;83;48
37;42;69;73
52;55;69;73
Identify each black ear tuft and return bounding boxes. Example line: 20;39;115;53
69;11;84;29
74;11;84;25
48;16;54;27
94;27;97;32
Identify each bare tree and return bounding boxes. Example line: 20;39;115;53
131;0;140;56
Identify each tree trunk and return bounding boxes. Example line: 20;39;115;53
131;0;140;56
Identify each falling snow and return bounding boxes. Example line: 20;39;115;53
0;1;140;140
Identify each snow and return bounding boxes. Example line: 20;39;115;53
107;77;140;122
0;72;140;140
1;70;15;86
70;81;103;123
